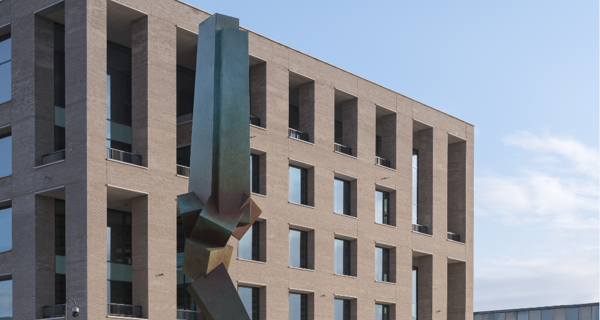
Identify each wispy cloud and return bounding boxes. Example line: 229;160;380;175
475;131;599;310
504;131;599;178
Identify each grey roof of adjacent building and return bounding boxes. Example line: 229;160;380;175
474;302;600;315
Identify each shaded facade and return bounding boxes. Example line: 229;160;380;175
0;0;474;319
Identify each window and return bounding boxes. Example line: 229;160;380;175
289;229;308;269
55;200;66;304
177;216;196;312
289;166;307;205
375;190;390;225
0;279;12;319
0;132;11;177
54;23;65;152
106;42;133;153
251;154;259;194
289;293;307;320
238;221;260;261
375;247;390;282
566;308;579;320
375;135;382;157
289;105;300;130
334;299;350;320
0;33;11;103
238;286;259;320
412;149;418;224
334;179;350;215
334;239;351;276
107;209;132;305
177;146;191;168
176;66;195;118
541;310;553;320
375;304;390;320
412;268;417;320
0;206;10;252
518;311;529;320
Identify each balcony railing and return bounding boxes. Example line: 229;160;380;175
107;303;142;318
42;149;65;165
334;143;352;156
447;232;461;242
249;115;261;127
43;304;66;318
288;128;309;142
412;223;428;234
376;156;392;168
177;164;190;177
177;309;202;320
177;113;193;124
107;148;142;166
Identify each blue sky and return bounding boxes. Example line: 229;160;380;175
185;0;599;311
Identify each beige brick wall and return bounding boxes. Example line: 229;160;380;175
0;0;474;319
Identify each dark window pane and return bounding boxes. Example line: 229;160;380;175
55;200;66;256
108;280;132;304
335;121;343;144
0;206;11;252
177;66;195;117
55;274;66;305
177;146;191;167
251;154;260;193
289;105;299;130
54;23;65;108
376;135;382;157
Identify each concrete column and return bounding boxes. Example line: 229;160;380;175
250;62;267;127
34;15;55;166
379;113;396;167
35;195;55;318
341;98;358;156
64;0;108;318
132;16;149;166
418;128;434;232
447;262;466;320
417;255;433;320
298;81;314;142
447;141;466;239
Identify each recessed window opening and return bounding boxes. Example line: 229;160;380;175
54;23;66;154
289;229;308;269
55;199;66;304
107;209;133;306
289;165;308;205
376;304;391;320
375;106;396;168
333;90;357;156
0;128;11;177
334;238;351;276
238;220;260;261
412;267;418;320
249;56;266;128
447;134;467;243
239;286;260;320
251;154;260;194
334;178;351;216
375;190;390;225
412;120;433;234
0;278;11;320
0;205;11;252
0;32;11;104
334;298;351;320
375;247;390;282
289;292;308;320
288;72;314;142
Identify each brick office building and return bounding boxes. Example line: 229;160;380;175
0;0;474;319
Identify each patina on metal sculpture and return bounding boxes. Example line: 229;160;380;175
177;13;262;320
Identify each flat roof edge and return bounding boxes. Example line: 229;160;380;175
474;302;600;314
173;0;474;127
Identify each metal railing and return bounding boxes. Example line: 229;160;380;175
249;115;261;127
43;304;66;318
177;309;202;320
288;128;309;142
177;113;193;124
412;223;428;234
177;164;190;177
447;232;461;242
376;156;392;168
107;303;142;317
107;148;142;166
42;149;66;165
334;143;352;156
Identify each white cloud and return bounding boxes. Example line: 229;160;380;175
475;131;599;310
504;131;599;178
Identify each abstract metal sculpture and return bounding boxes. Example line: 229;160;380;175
177;13;261;320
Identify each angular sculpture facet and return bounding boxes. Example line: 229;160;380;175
176;13;261;320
